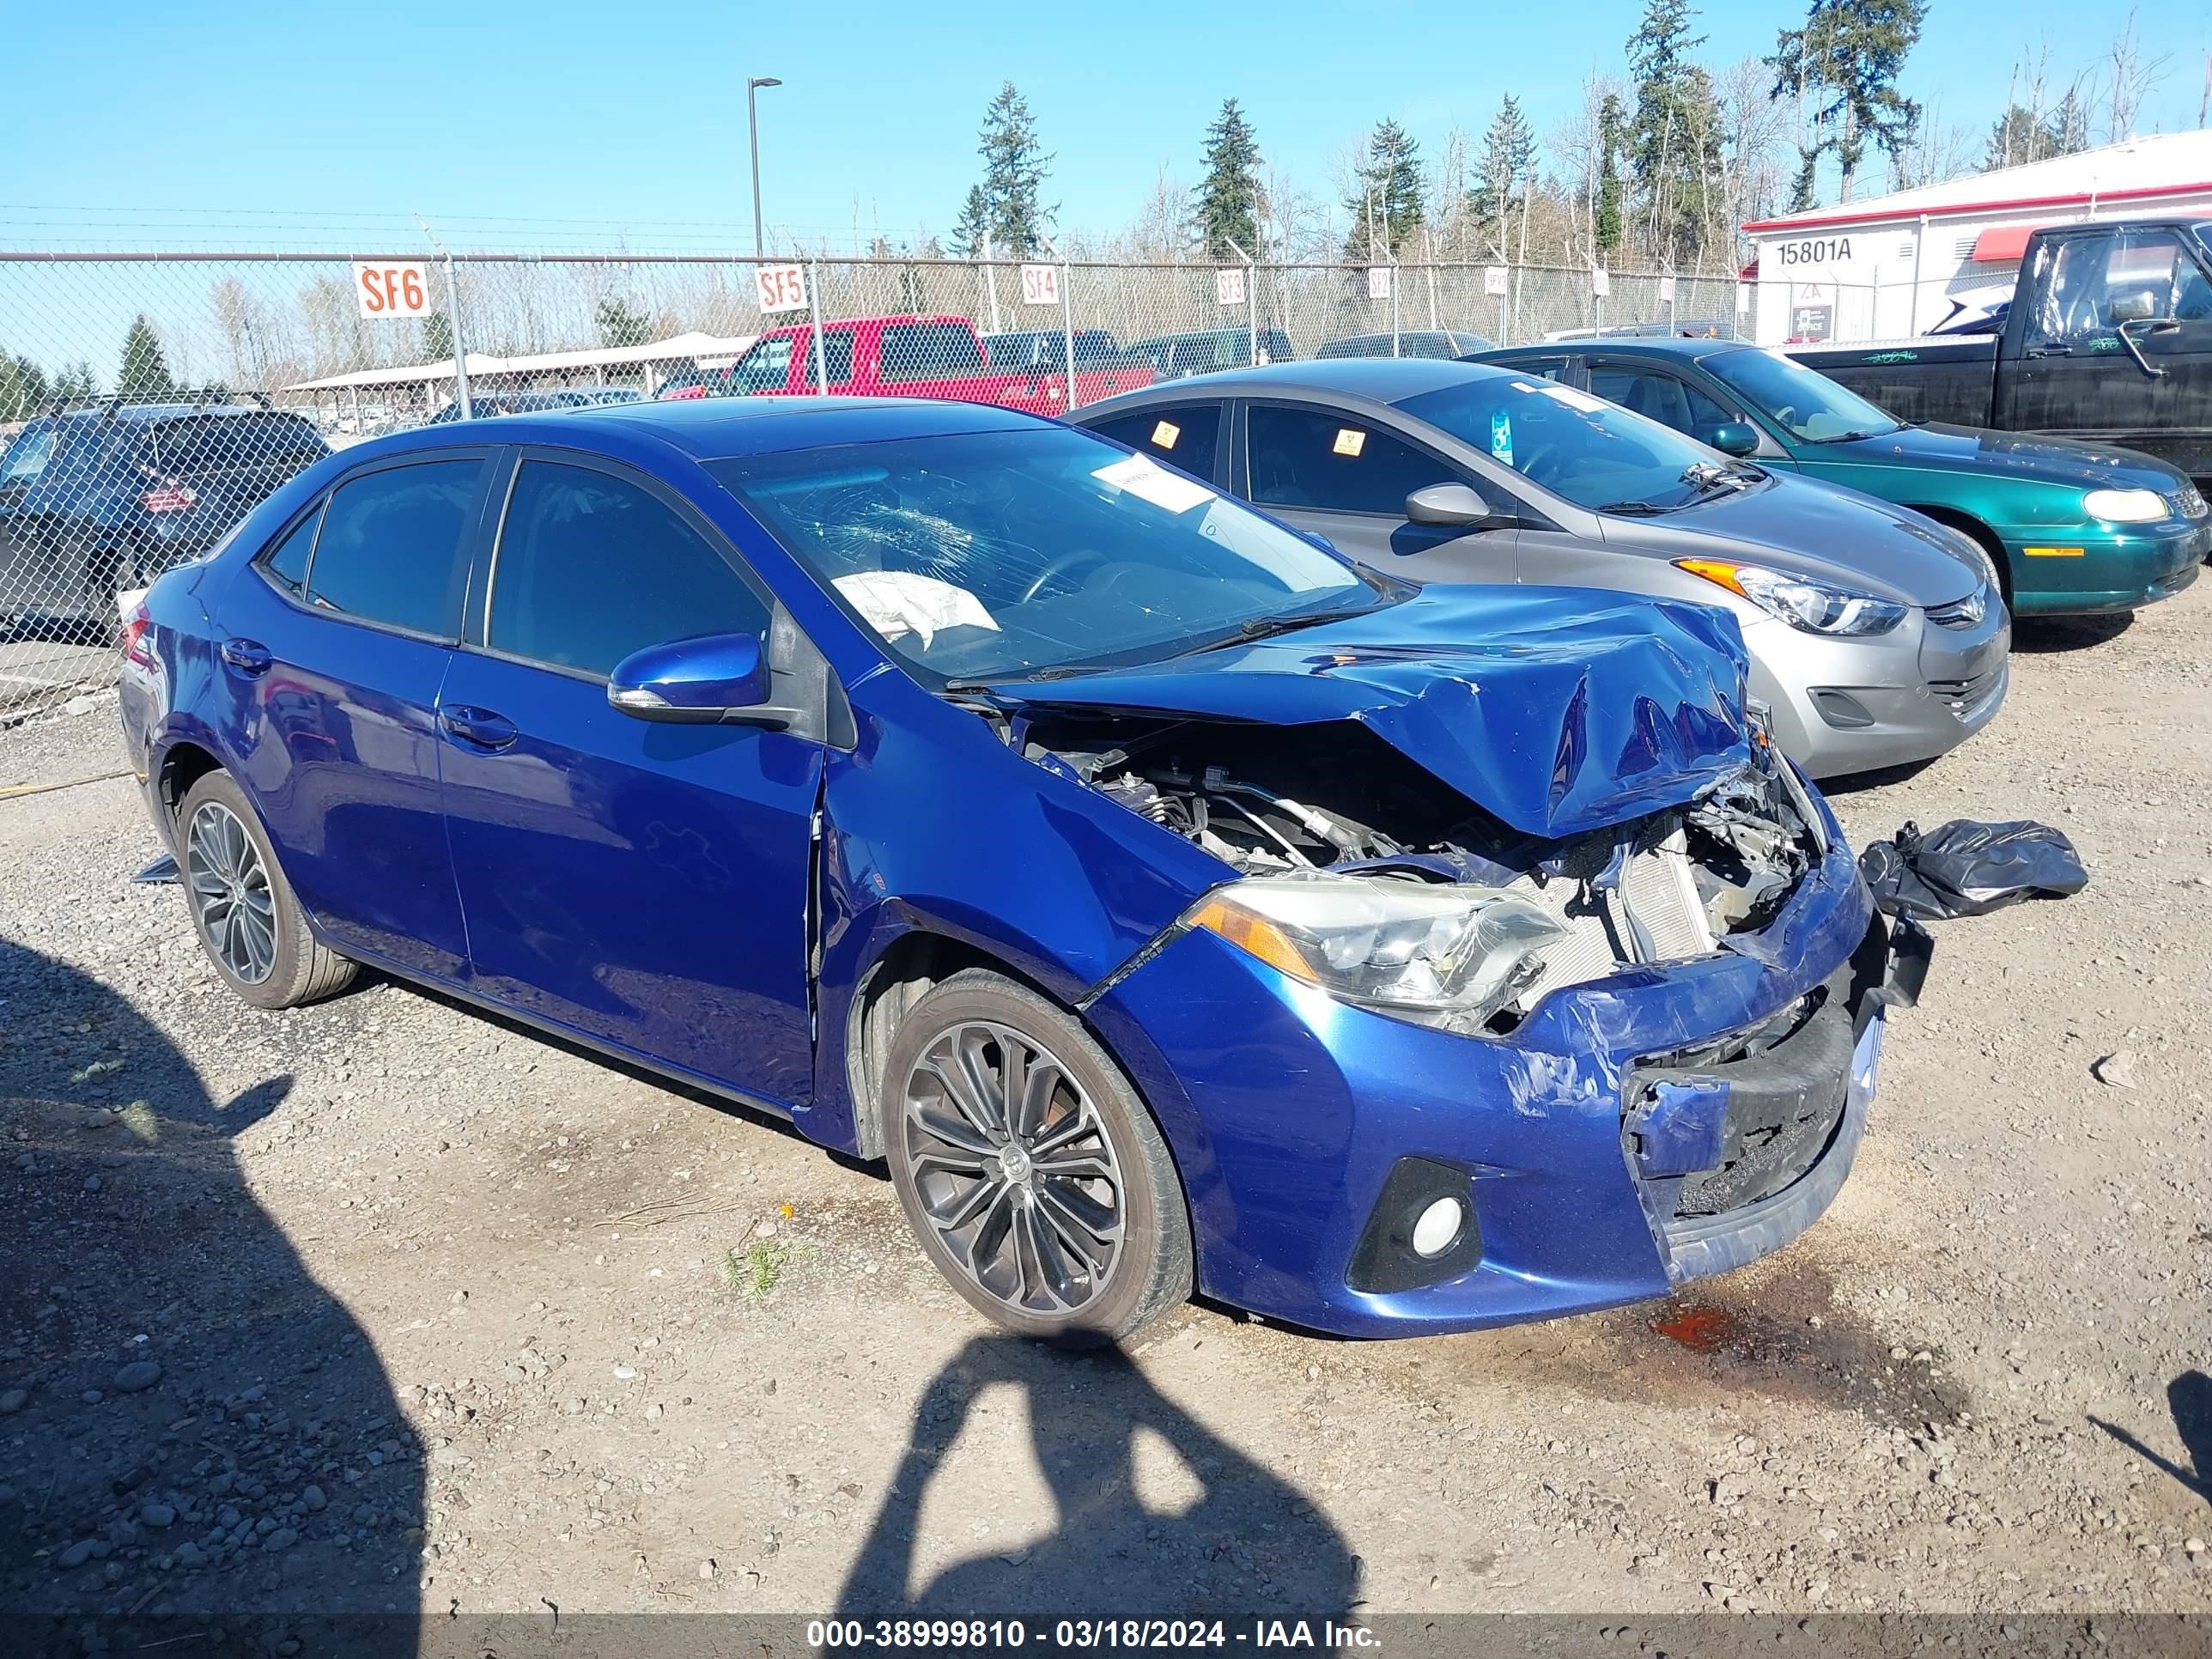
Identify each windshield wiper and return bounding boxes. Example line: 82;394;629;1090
1597;500;1672;515
1805;428;1895;445
1679;461;1753;500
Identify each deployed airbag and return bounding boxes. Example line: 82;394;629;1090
1859;818;2087;921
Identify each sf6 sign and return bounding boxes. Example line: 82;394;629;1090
351;262;433;319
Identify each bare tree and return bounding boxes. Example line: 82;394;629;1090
2103;8;2172;142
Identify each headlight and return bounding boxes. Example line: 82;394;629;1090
2081;487;2167;524
1675;558;1907;636
1188;874;1565;1029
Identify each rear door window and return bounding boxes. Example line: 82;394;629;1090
1245;404;1462;515
1586;362;1735;436
305;459;484;637
1084;404;1224;483
488;459;770;678
878;323;985;381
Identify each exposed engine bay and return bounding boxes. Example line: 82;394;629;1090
1017;710;1828;1033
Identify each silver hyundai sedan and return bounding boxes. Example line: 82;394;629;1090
1069;359;2008;779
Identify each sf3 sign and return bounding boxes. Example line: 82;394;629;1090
352;263;432;319
756;264;809;314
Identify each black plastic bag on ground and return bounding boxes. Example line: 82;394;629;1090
1859;818;2088;921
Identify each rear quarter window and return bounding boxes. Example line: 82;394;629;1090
878;323;985;381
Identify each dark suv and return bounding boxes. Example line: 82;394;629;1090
0;401;329;631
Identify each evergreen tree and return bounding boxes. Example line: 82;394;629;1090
1626;0;1719;258
422;310;454;362
1767;0;1926;201
118;315;174;398
1595;94;1627;256
949;185;990;259
1342;119;1425;259
0;350;50;420
1192;98;1263;258
973;82;1055;257
1986;95;2090;168
54;362;98;402
1478;95;1537;248
595;295;653;349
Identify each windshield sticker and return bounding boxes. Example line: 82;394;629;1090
833;571;1000;648
1535;382;1610;415
1490;411;1513;465
1150;419;1182;450
1091;453;1214;514
1332;428;1367;458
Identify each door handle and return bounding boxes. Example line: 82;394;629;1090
437;703;519;750
220;638;272;675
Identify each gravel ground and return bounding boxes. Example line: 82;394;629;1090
1;586;2208;1636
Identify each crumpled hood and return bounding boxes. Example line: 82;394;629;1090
989;586;1756;840
1832;421;2190;492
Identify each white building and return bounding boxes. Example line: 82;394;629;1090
1740;128;2212;345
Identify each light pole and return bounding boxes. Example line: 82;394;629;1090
747;76;782;258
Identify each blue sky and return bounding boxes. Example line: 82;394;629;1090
3;0;2207;252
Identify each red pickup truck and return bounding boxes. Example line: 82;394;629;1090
668;313;1152;413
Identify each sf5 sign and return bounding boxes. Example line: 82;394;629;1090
352;263;434;319
756;264;809;314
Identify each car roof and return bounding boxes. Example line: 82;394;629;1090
43;401;288;428
1092;357;1515;405
1482;337;1751;365
342;395;1052;465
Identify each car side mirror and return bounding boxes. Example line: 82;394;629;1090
2108;289;2158;325
607;630;796;728
1404;482;1504;527
1698;420;1761;458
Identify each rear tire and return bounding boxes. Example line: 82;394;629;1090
881;969;1192;1347
177;770;356;1010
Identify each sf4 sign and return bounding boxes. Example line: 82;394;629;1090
1020;264;1060;306
756;264;808;314
352;263;432;319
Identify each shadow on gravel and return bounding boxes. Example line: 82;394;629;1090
2010;613;2136;653
0;938;423;1650
836;1334;1355;1618
2091;1370;2212;1504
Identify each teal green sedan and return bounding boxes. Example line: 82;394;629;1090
1471;338;2209;617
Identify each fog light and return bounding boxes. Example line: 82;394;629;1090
1411;1197;1464;1258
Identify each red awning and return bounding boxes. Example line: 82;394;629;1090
1971;223;2037;262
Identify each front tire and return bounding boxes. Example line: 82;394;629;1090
177;770;356;1009
882;969;1192;1346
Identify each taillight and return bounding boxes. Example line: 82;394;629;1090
141;483;198;514
122;599;155;666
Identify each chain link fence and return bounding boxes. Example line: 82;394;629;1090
0;248;1766;702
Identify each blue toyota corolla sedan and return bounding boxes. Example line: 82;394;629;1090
117;398;1928;1345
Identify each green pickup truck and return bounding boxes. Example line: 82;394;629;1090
1471;336;2208;617
1789;217;2212;494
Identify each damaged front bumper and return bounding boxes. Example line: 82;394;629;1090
1086;830;1930;1339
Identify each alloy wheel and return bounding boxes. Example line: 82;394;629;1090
185;800;276;984
900;1019;1127;1316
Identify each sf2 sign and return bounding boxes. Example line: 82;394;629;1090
352;263;433;319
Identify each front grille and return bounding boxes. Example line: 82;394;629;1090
2169;484;2208;520
1925;582;1990;629
1927;663;2004;723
